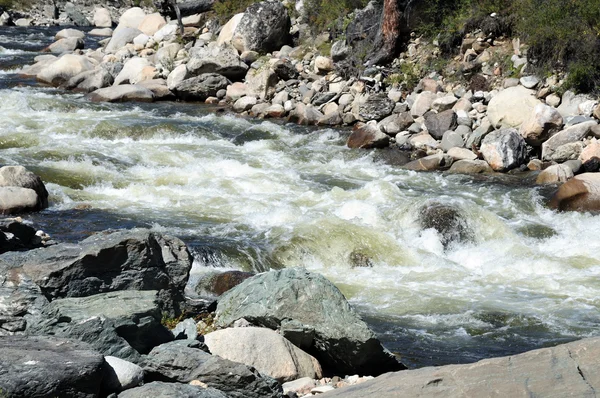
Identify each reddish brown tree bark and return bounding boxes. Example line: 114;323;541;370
370;0;402;65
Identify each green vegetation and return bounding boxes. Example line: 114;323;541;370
303;0;367;34
417;0;600;93
213;0;260;22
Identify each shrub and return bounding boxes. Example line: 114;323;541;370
213;0;261;22
303;0;367;34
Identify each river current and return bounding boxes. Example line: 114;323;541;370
1;26;600;368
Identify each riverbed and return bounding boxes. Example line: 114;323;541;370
2;26;600;368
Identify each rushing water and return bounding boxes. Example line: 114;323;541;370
2;26;600;369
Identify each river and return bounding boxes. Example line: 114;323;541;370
1;26;600;368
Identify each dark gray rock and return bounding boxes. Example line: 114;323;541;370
174;74;230;102
118;382;230;398
142;340;282;398
187;44;248;81
419;202;472;248
194;269;254;298
424;110;458;140
65;2;92;26
0;218;44;254
312;92;336;106
233;0;291;53
215;268;404;376
358;93;395;121
172;318;198;340
0;228;192;316
272;59;298;80
0;335;104;398
66;68;114;92
26;290;173;363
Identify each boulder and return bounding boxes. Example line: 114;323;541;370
325;338;600;397
26;290;173;362
187;44;248;81
347;122;390;149
273;59;298;80
138;13;167;36
0;166;48;209
418;202;471;248
245;66;279;100
233;96;257;112
409;132;440;151
66;68;114;92
448;159;493;174
431;95;458;112
174;74;230;101
232;1;290;53
167;64;188;90
557;90;594;118
142;340;282;398
0;187;41;215
215;268;403;376
358;93;395;121
315;56;334;74
104;356;144;392
446;147;477;161
105;26;143;54
410;91;437;117
137;79;174;100
487;86;541;128
204;327;322;382
64;2;92;26
0;228;191;315
536;164;574;184
93;7;112;27
402;153;453;172
549;173;600;211
153;24;178;43
441;130;464;151
119;382;229;398
287;103;323;125
155;43;181;67
87;84;154;103
55;28;85;40
89;27;113;37
546;142;584;163
480;128;527;171
225;82;249;101
580;139;600;163
520;103;564;145
0;336;104;398
0;218;45;254
119;7;146;29
37;54;96;86
114;57;156;85
217;13;244;45
541;121;597;161
424;110;458;140
378;112;414;135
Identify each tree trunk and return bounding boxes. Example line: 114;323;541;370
370;0;402;65
176;0;214;17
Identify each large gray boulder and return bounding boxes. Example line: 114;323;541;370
215;268;404;376
541;121;597;161
27;290;173;362
424;110;458;140
64;2;92;26
37;54;96;86
87;84;155;103
480;128;527;171
119;382;230;398
0;228;192;315
104;356;144;393
358;93;395;121
232;0;291;53
47;37;84;54
174;74;230;101
519;103;564;146
204;327;323;382
487;86;541;128
0;335;104;398
142;340;282;398
105;26;143;54
187;44;248;81
0;165;49;214
0;187;41;215
66;68;114;92
320;337;600;398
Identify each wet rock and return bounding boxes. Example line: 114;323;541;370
542;121;597;161
358;93;395;121
204;327;322;382
0;218;44;253
142;339;282;398
487;86;541;128
536;164;573;185
520;103;564;146
321;337;600;398
448;159;493;174
549;173;600;211
66;68;114;92
37;54;95;86
0;166;48;210
347;122;390;149
425;110;458;141
403;153;453;172
175;74;230;102
0;228;192;315
103;356;144;393
26;290;173;362
0;335;104;398
480;128;527;171
349;251;373;268
188;44;249;81
215;268;404;376
87;84;155;103
119;382;230;398
55;28;85;40
232;0;291;53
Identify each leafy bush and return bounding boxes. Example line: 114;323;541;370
213;0;261;22
303;0;367;34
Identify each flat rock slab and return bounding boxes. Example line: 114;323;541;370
321;337;600;398
0;335;104;398
119;382;229;398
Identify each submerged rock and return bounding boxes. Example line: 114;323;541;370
549;172;600;211
418;202;471;248
215;268;404;376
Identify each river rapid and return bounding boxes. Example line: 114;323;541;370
1;26;600;368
